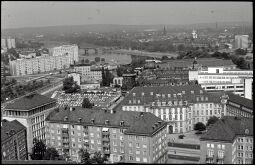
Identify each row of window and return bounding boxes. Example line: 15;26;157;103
207;143;226;150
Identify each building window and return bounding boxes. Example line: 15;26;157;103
143;144;147;148
129;156;133;161
211;144;214;148
129;142;132;147
136;157;140;162
136;143;140;148
136;150;140;155
143;158;148;162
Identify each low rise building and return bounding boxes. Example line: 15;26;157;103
200;116;253;164
1;119;28;160
113;77;123;87
45;107;168;163
2;93;57;153
73;64;102;83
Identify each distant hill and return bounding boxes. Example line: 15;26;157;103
1;22;252;38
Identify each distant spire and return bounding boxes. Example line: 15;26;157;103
163;26;167;35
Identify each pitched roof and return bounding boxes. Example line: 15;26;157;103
1;120;26;142
46;107;166;136
120;85;221;106
200;116;253;142
226;92;253;109
5;93;56;111
160;58;235;67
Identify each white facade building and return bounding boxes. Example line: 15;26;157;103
1;38;7;48
6;38;16;49
10;54;70;76
189;66;253;98
49;45;78;64
244;78;253;100
73;64;102;82
235;35;249;49
120;85;226;134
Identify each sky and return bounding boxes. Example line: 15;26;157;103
1;1;253;29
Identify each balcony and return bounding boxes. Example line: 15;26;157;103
103;149;110;154
206;154;214;158
102;143;110;147
102;131;110;135
217;156;224;161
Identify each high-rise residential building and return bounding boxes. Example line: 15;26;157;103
2;93;57;153
189;66;253;98
235;35;249;49
49;45;79;65
45;107;168;163
1;119;28;160
200;116;253;164
119;85;227;134
9;54;70;76
225;92;253;118
1;61;5;81
6;38;16;49
1;38;7;48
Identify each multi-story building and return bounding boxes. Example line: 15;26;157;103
235;35;249;49
200;116;253;164
9;54;70;76
225;92;253;118
1;38;7;48
189;66;253;98
1;119;28;160
2;93;57;153
68;72;81;86
45;107;168;163
120;85;226;134
1;61;5;81
73;64;102;82
49;45;78;65
6;38;16;49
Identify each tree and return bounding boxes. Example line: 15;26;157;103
43;147;60;160
62;77;80;93
177;44;185;51
30;138;46;160
91;152;108;164
235;48;247;55
95;57;101;63
206;116;219;127
82;98;93;108
85;59;90;63
161;55;169;61
194;122;206;131
79;149;92;164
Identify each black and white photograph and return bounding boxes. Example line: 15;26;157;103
1;1;253;164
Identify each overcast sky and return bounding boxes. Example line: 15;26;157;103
1;1;253;29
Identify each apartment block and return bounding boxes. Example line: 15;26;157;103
200;116;253;164
120;85;227;134
45;107;168;163
1;120;28;160
2;93;57;153
49;45;78;64
9;54;70;76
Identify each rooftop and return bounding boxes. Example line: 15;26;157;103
5;93;56;111
46;107;166;136
120;85;222;106
200;116;253;142
1;160;76;164
226;92;253;109
160;58;235;67
1;120;26;142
